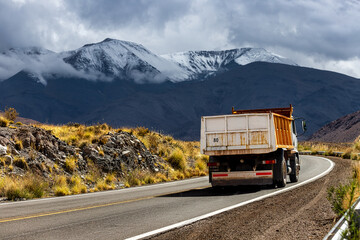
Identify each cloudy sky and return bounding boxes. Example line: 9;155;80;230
1;0;360;78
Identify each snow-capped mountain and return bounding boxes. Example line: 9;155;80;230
62;38;190;83
0;38;296;84
162;48;296;79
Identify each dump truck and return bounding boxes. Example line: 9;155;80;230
200;105;304;188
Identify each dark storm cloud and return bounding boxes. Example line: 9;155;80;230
0;0;359;77
215;0;360;60
0;1;67;50
64;0;192;31
61;0;360;61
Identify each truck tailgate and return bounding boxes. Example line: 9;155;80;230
201;113;276;155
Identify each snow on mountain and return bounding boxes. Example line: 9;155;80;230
162;48;296;79
0;47;89;85
63;38;190;83
233;48;297;66
0;47;55;84
0;38;297;84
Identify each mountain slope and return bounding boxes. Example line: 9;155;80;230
308;110;360;142
1;62;359;140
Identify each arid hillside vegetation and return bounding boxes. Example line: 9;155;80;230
0;117;208;201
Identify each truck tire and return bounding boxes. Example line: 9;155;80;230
274;149;287;188
290;154;300;182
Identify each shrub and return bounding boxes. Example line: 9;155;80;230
4;107;19;121
167;148;186;171
96;178;115;191
169;169;185;180
15;140;23;150
54;175;71;196
23;175;48;198
0;117;9;127
342;149;352;159
328;162;360;239
3;174;47;200
325;150;334;156
100;123;109;130
146;134;159;153
143;175;156;184
13;156;28;169
155;173;168;182
98;148;105;157
53;163;59;171
8;164;13;172
136;127;150;137
15;122;22;126
65;156;78;172
99;136;109;145
125;170;142;186
105;173;116;184
195;157;207;171
70;175;87;194
83;132;93;140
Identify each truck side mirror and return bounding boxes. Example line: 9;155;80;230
302;120;307;132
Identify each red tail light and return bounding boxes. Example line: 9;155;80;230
207;162;220;167
262;160;276;164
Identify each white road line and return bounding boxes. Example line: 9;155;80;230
126;157;335;240
0;176;208;207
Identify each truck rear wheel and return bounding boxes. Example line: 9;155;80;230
290;154;300;182
274;149;287;188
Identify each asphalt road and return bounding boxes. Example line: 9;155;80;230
0;155;333;240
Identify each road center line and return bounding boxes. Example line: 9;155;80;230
0;187;208;223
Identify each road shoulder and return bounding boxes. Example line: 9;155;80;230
149;157;352;240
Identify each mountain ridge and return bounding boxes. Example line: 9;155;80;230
0;38;296;84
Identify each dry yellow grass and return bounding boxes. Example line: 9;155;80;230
0;116;9;127
65;156;78;172
53;175;71;196
36;123;111;147
70;175;87;194
0;174;48;200
299;141;360;159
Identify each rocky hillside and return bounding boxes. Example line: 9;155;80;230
0;120;207;200
309;110;360;143
0;125;163;176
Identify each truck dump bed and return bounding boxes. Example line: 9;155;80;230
201;106;294;156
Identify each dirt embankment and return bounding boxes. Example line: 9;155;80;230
150;157;352;240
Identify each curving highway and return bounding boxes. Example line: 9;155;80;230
0;155;333;240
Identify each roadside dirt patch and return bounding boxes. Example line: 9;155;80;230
149;157;352;240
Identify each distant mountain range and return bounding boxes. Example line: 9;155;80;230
0;38;359;140
0;38;296;84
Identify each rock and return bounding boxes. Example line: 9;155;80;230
0;145;7;156
122;150;131;156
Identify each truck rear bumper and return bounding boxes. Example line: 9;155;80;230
211;170;273;186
